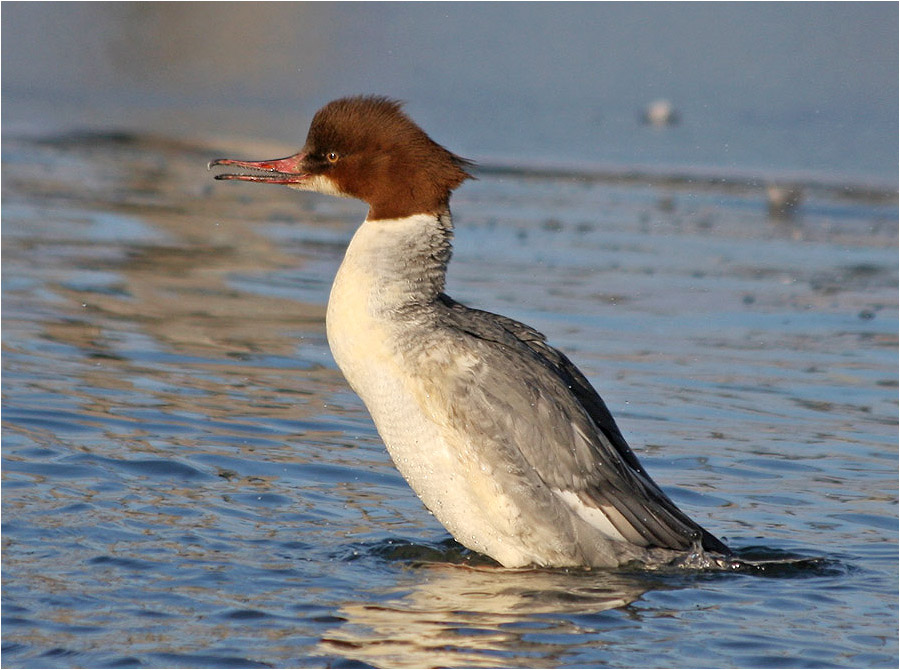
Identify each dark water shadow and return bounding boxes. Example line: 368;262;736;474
716;545;847;577
346;536;843;579
341;536;499;568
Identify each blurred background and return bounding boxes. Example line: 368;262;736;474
3;2;897;183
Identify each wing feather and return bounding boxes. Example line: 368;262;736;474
434;294;730;555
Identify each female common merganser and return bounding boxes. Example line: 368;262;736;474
210;95;731;568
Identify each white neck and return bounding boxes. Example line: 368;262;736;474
325;210;453;393
336;211;452;314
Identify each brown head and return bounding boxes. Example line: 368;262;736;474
210;96;474;221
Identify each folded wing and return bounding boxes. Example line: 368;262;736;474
434;294;730;555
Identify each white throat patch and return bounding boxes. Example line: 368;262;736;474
289;174;348;198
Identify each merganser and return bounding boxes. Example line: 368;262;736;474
209;95;731;568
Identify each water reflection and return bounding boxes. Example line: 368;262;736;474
321;564;652;668
25;133;325;357
4;132;354;436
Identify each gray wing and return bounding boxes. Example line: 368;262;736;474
435;294;730;554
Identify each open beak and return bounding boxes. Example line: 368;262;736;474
208;152;309;185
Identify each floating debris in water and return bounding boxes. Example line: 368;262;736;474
642;99;679;127
767;183;804;218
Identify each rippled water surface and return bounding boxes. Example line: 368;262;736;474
2;131;896;668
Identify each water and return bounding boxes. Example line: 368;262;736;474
2;4;898;669
3;128;896;668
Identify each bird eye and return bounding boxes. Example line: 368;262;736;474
326;151;339;163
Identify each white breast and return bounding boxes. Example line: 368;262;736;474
326;215;522;560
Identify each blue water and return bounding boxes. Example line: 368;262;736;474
2;4;898;668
